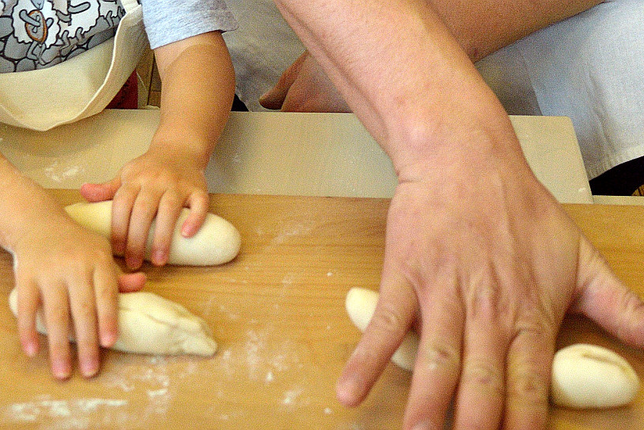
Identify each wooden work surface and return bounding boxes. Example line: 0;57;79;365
1;191;644;429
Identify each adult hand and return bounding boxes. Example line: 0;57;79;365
336;147;644;429
259;51;350;112
81;145;210;270
269;1;638;427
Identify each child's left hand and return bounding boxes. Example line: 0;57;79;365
80;144;210;270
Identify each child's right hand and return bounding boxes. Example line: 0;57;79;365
11;212;145;380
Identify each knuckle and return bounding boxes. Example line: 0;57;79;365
350;342;382;367
49;341;71;359
370;303;408;337
507;370;549;406
73;299;96;322
418;343;460;373
461;359;504;396
46;305;69;327
467;283;502;320
75;337;99;355
618;291;644;342
95;285;117;305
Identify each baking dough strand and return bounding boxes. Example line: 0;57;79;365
345;287;640;409
65;201;241;266
8;288;217;356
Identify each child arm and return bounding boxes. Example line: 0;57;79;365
0;155;145;379
82;32;235;269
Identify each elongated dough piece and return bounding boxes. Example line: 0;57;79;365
8;288;217;356
551;343;639;409
64;201;241;266
345;288;641;409
345;287;418;371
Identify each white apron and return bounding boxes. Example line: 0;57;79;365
0;0;147;131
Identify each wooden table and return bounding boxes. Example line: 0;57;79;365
1;191;643;429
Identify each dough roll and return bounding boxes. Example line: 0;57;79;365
65;201;241;266
8;288;217;357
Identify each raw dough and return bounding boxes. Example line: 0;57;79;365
65;201;241;266
345;288;641;408
551;343;640;409
345;287;418;371
8;288;217;356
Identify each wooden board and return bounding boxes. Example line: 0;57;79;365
0;191;643;429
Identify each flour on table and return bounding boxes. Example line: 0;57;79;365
2;397;128;428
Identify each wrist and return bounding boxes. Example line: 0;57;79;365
148;131;214;171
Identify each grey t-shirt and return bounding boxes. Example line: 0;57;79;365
142;0;237;49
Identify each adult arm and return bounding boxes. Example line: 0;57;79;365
272;1;644;429
262;0;603;111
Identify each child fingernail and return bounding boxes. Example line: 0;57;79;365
23;340;38;357
52;360;71;380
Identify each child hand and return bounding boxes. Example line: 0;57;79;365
12;212;145;379
80;146;210;270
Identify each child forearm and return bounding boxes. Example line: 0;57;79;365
152;31;235;168
80;31;236;269
0;155;67;252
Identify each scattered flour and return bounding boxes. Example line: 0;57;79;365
44;162;84;183
270;219;315;245
3;397;128;428
282;388;303;406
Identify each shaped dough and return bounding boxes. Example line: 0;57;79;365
65;201;241;266
345;287;418;371
8;288;217;356
551;343;639;409
345;288;641;409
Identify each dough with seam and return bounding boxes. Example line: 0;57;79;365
8;288;217;356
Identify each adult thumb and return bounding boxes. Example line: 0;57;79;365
572;235;644;348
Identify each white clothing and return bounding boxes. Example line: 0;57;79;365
479;0;644;180
223;0;303;112
225;0;644;179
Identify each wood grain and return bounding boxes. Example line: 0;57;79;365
0;191;643;429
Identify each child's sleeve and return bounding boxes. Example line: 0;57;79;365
142;0;238;49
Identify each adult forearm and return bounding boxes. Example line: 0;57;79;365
273;0;521;172
428;0;604;61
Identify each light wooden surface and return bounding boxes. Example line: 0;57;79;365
0;110;593;203
1;191;643;429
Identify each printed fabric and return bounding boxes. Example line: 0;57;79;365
0;0;124;72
